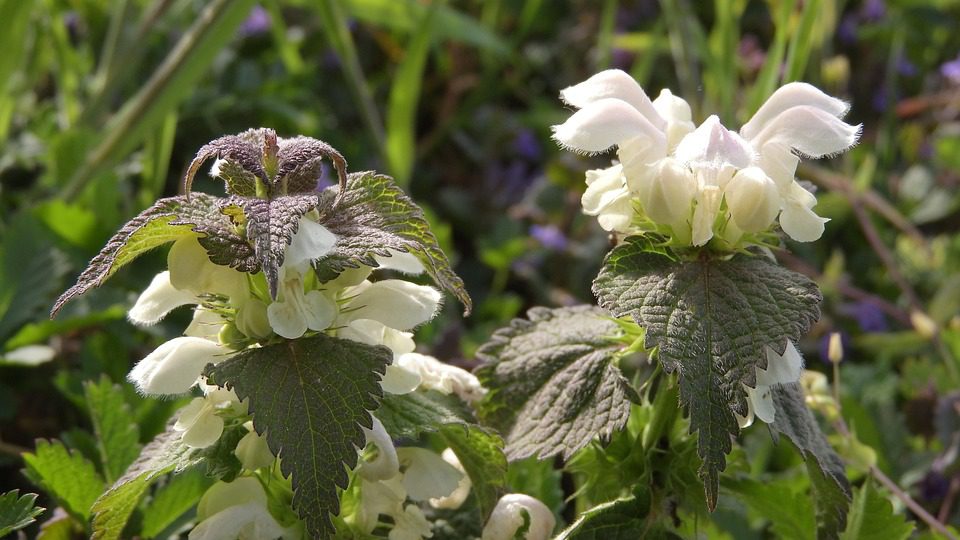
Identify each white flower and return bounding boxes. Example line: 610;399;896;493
389;504;433;540
358;416;400;481
128;337;228;395
184;308;226;341
128;271;199;325
339;280;442;331
235;421;275;470
174;385;241;448
283;217;337;273
189;477;295;540
168;237;248;299
482;493;555;540
429;448;471;510
375;249;426;275
266;268;337;339
355;476;406;533
737;341;805;428
2;344;56;366
396;447;462;502
397;353;486;404
553;70;860;245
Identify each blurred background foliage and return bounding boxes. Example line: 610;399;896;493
2;0;960;536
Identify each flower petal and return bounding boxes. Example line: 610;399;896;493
551;98;666;154
780;197;829;242
301;290;337;331
652;88;696;148
234;426;275;470
748;105;861;158
674;115;755;169
343;280;442;331
181;410;224;449
746;384;776;424
380;365;422;395
741;82;850;141
184;308;225;341
359;416;399;481
759;341;804;386
128;271;198;326
429;448;471;510
582;165;626;216
397;353;486;403
285;217;337;272
482;494;556;540
128;337;227;395
691;185;723;246
168;237;248;299
559;69;666;130
397;447;463;501
266;299;308;339
339;319;416;356
374;249;425;275
725;167;781;233
632;158;697;225
757;142;800;190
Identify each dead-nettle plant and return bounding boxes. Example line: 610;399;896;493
473;69;860;537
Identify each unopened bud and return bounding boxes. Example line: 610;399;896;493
910;310;938;339
827;332;844;364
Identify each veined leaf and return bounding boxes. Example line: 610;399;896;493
140;467;213;538
90;420;200;540
723;476;814;540
0;490;45;538
556;496;660;540
22;440;104;522
440;425;508;521
839;477;913;540
771;383;851;539
51;194;242;317
204;333;391;538
475;305;634;461
378;390;470;441
316;171;472;314
592;239;822;509
84;376;142;483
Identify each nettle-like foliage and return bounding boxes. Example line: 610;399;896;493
46;129;510;539
474;70;859;537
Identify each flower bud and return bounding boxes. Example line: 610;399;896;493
358;417;399;481
725;167;781;233
235;422;275;470
429;448;471;510
632;158;696;227
827;332;844;363
482;493;555;540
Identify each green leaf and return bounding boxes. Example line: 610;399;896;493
22;440;105;522
140;467;213;538
840;477;913;540
203;333;391;538
592;240;822;509
723;477;814;540
90;420;200;540
51;194;242;317
0;490;45;537
475;305;633;461
377;390;469;441
316;171;472;314
238;194;319;299
556;496;668;540
84;376;142;483
771;383;851;539
440;425;508;521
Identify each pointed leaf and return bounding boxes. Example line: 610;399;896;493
592;239;822;509
0;490;45;537
315;171;472;314
839;477;913;540
183;129;267;196
277;136;348;195
51;194;241;317
140;467;213;538
203;334;391;538
556;496;667;540
440;425;508;521
239;194;319;299
22;440;105;522
475;305;633;461
84;376;141;484
723;477;814;540
771;383;851;539
377;390;470;441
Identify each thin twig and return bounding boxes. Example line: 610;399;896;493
939;474;960;524
0;439;29;458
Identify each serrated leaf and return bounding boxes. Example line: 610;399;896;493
556;496;667;540
475;305;632;461
84;376;142;483
51;194;241;317
237;194;319;299
140;467;213;538
839;477;913;540
377;390;470;441
770;383;851;539
90;419;200;540
723;477;814;540
22;440;105;522
0;490;45;537
315;171;472;314
203;333;391;538
440;425;508;521
592;240;821;509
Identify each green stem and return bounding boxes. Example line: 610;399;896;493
641;372;679;450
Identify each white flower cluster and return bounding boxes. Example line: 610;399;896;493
552;70;861;246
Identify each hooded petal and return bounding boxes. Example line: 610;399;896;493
482;494;556;540
285;217;337;272
343;280;442;331
358;416;400;481
741;82;850;141
168;237;248;299
652;88;696;149
747;105;861;158
397;447;463;501
551;98;666;154
725;167;781;233
780;192;829;242
674;115;755;169
128;271;198;326
429;448;471;510
128;337;227;395
374;249;425;275
559;69;666;130
757;142;800;190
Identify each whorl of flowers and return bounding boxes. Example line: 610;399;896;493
552;69;861;248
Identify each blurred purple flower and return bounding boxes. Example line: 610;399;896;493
611;47;635;71
486;160;537;207
838;14;859;44
819;330;850;364
841;301;889;333
240;5;270;37
529;224;568;251
316;163;334;191
738;35;766;73
919;471;949;502
941;55;960;85
861;0;886;21
512;129;542;161
872;85;892;112
897;57;918;77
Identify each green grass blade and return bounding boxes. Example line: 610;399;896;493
746;0;796;117
783;0;823;83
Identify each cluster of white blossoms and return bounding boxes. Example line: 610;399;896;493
552;69;861;247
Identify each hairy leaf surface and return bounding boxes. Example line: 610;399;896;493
556;496;667;540
51;194;241;317
839;477;913;540
475;305;632;461
592;239;821;509
204;334;391;538
316;171;472;314
378;390;469;441
0;490;44;537
771;383;851;539
84;377;142;484
440;425;508;520
22;440;104;522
